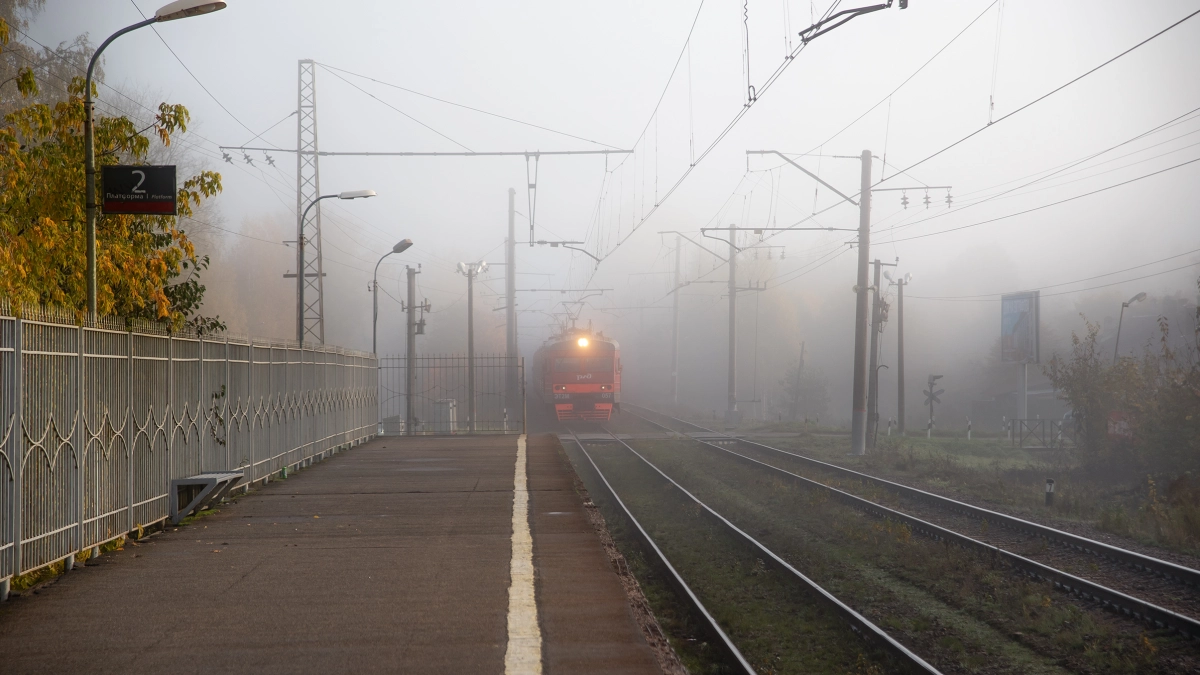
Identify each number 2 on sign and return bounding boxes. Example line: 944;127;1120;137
131;169;146;194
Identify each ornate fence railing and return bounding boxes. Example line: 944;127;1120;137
0;305;378;586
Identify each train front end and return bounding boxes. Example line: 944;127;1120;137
535;330;621;421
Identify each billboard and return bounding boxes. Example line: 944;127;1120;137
1001;291;1039;363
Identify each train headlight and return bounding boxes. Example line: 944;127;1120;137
577;337;589;347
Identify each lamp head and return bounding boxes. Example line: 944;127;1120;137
155;0;226;21
338;189;377;200
456;262;468;275
883;270;893;282
904;273;913;283
392;239;413;254
1131;292;1147;304
478;261;488;274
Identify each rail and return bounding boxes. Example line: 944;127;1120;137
625;404;1200;638
593;427;944;673
1;306;377;589
563;430;754;674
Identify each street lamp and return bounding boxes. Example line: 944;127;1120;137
373;239;414;354
84;0;227;316
458;261;489;433
296;190;376;345
1113;291;1147;364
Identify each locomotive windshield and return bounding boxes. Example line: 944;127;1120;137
585;357;613;372
554;357;580;372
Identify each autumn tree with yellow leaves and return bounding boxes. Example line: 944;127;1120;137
0;15;224;331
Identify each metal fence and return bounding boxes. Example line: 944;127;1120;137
1;305;377;584
378;355;524;434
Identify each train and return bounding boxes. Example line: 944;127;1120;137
531;326;621;421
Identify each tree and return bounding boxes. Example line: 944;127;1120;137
0;34;223;330
778;346;830;421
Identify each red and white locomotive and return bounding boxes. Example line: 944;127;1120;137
532;326;621;421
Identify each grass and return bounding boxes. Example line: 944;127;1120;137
567;441;913;674
615;439;1195;674
743;431;1200;559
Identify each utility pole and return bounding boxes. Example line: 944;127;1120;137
405;265;419;435
727;226;738;425
672;234;681;406
850;150;872;455
896;276;907;434
866;258;897;447
506;188;518;409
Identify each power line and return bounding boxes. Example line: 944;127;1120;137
910;262;1200;303
316;62;620;150
880;7;1200;184
807;0;999;154
878;105;1200;236
909;248;1200;300
888;155;1200;243
320;66;473;152
129;0;279;146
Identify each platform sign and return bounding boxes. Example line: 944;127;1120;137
102;165;177;215
1001;291;1040;363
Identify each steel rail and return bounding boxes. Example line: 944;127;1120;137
623;405;1200;638
596;427;943;673
626;403;1200;587
563;429;754;674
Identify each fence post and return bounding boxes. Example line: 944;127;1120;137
73;325;84;559
248;342;255;484
166;334;173;488
11;317;23;578
224;336;231;471
198;336;206;473
127;329;134;535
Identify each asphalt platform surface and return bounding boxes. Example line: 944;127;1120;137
0;434;661;674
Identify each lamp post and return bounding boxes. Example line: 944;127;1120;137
457;261;488;433
84;0;227;316
296;189;376;346
373;239;413;354
1113;291;1147;364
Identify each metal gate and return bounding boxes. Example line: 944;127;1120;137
378;355;524;435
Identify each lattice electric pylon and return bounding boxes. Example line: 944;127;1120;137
295;59;325;344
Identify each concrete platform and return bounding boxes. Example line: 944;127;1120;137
0;434;661;674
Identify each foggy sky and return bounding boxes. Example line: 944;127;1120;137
32;0;1200;421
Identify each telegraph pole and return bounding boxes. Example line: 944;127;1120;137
671;234;681;406
405;265;419;435
896;276;907;434
727;226;738;424
850;150;872;455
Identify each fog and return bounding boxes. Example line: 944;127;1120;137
33;0;1200;428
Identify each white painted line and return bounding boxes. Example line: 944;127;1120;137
505;434;542;674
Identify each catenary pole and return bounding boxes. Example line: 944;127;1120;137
850;150;872;455
727;226;738;424
867;259;882;446
506;189;518;405
896;278;906;434
672;234;681;406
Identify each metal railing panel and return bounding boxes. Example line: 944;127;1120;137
378;354;524;435
0;303;377;582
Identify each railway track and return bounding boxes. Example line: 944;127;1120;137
620;403;1200;639
565;426;943;675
